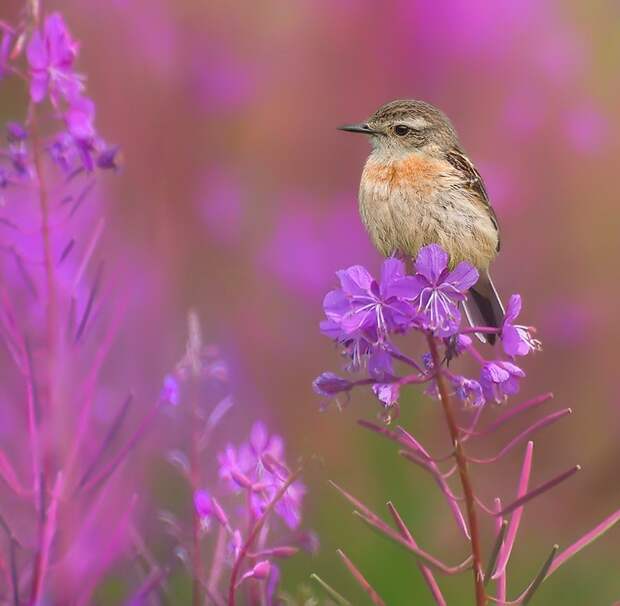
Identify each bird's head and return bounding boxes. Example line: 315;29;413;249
339;99;459;158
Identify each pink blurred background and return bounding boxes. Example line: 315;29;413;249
2;0;619;602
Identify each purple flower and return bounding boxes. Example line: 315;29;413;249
8;142;29;177
312;372;353;397
320;318;376;370
65;96;98;171
97;146;122;171
274;480;306;530
323;258;417;341
217;422;305;529
480;361;525;403
501;294;541;357
26;13;83;104
65;96;96;140
368;348;400;406
248;421;285;468
6;122;27;143
452;375;485;408
48;133;75;172
161;374;180;406
0;166;8;189
405;244;479;337
372;382;400;407
194;489;213;520
48;97;101;173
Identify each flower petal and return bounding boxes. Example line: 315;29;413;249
447;261;479;293
501;361;525;378
386;275;425;300
482;362;510;384
415;244;448;283
502;325;530;357
372;382;400;407
313;372;352;396
379;257;406;293
368;348;394;381
337;265;373;294
504;294;522;323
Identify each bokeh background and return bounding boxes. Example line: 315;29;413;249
2;0;620;603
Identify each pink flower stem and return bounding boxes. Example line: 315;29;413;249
207;525;227;596
29;473;64;605
228;469;302;606
29;101;59;391
337;548;386;606
426;334;486;606
493;498;507;602
492;442;533;580
461;393;554;438
387;501;446;605
191;387;203;606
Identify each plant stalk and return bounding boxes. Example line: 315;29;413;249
427;334;486;606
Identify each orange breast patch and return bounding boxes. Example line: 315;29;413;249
363;155;444;196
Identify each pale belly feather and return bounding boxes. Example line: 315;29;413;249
359;157;498;269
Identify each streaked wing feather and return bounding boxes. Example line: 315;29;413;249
446;147;501;251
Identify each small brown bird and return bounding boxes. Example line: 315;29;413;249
339;99;504;343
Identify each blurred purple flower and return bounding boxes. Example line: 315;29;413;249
26;13;83;104
194;489;213;520
275;480;306;530
198;168;244;246
407;244;478;337
261;202;370;297
564;104;607;154
0;166;8;189
501;294;541;357
97;145;122;171
6;122;27;142
161;374;180;406
480;360;525;403
65;96;96;139
64;96;98;170
218;422;305;529
194;49;256;111
8;140;29;177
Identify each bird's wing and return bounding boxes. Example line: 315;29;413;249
445;147;501;252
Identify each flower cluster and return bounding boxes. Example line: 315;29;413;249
11;12;117;180
217;421;306;529
160;316;311;605
312;244;619;606
0;9;136;604
315;244;540;409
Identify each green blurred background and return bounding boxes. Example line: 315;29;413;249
2;0;619;603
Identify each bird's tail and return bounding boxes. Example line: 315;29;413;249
462;270;504;345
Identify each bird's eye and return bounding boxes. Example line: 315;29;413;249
394;124;410;136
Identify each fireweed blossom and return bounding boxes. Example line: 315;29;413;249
0;8;161;604
159;314;311;605
313;244;620;605
322;258;418;341
26;12;83;104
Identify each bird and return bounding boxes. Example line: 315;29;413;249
339;99;504;344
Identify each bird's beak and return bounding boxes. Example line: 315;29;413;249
338;123;379;135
